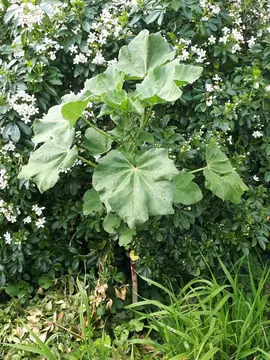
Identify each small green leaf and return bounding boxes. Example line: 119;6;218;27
103;90;128;110
173;172;203;205
118;224;136;249
203;143;248;203
18;131;77;193
83;188;103;215
61;97;89;127
93;148;178;228
103;213;121;233
117;29;175;80
83;128;113;156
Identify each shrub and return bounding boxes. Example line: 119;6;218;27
0;0;269;290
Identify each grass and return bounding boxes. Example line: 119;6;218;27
127;258;270;360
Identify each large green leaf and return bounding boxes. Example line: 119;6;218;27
173;172;203;205
203;143;248;203
83;128;113;156
137;60;203;104
117;29;175;80
84;65;124;98
93;148;178;229
33;104;70;144
83;188;103;215
18;131;77;193
33;94;81;144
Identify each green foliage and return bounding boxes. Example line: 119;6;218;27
0;0;269;290
128;259;270;359
18;30;246;237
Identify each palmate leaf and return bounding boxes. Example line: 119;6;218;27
93;149;178;229
83;128;113;156
33;93;80;144
173;172;203;205
117;29;175;80
203;143;248;203
18;130;77;193
83;65;125;98
137;60;203;104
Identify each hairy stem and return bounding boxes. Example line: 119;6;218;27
130;259;138;303
81;115;114;140
78;155;97;168
190;166;207;174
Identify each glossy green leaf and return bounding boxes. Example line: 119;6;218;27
93;148;178;228
83;128;113;156
173;172;203;205
203;143;248;203
102;213;121;233
83;188;103;215
84;65;124;98
137;60;203;104
117;29;175;80
18;131;77;193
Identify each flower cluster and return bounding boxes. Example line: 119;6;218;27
0;169;9;190
14;3;45;30
200;0;221;20
32;205;46;228
0;199;18;223
8;91;39;124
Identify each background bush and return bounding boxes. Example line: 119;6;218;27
0;0;269;291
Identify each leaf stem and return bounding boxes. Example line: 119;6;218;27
81;115;114;140
78;155;97;168
190;166;207;174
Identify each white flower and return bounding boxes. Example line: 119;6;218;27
8;91;38;124
17;3;45;30
227;135;233;145
36;217;46;228
178;49;189;61
206;97;213;106
231;29;244;42
265;85;270;92
208;35;216;44
3;232;12;244
253;175;259;182
23;216;32;224
213;74;221;82
231;43;241;54
205;83;214;92
219;35;229;44
0;168;9;190
48;51;56;60
247;36;256;48
73;53;88;65
32;205;45;216
252;131;263;138
69;44;78;54
92;51;106;65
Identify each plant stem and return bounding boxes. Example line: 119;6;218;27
78;155;97;168
190;166;207;174
130;258;138;303
81;115;114;140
